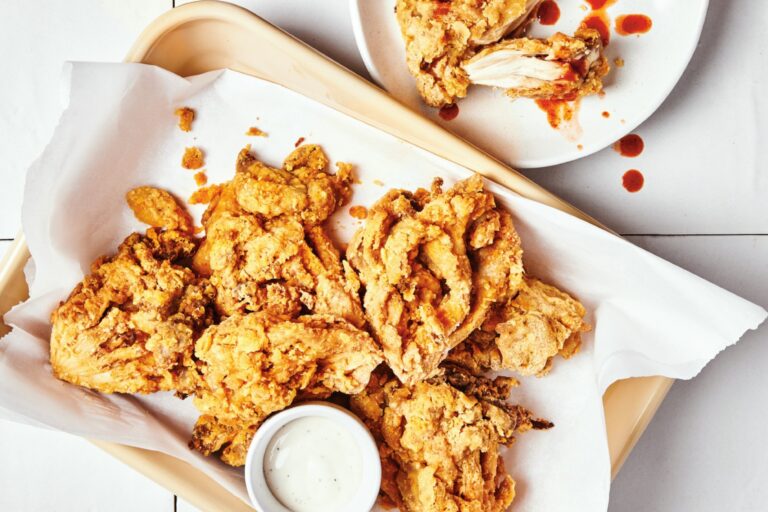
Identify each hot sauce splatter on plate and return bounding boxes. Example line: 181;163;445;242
438;103;460;121
616;14;652;36
536;0;560;25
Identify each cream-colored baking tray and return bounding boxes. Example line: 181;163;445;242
0;2;673;510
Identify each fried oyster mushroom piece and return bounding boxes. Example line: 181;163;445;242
347;175;523;384
463;27;610;100
448;276;590;376
190;312;382;466
192;145;364;326
396;0;541;107
50;228;216;395
350;366;551;512
126;186;194;234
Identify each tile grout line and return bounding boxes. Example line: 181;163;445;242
173;494;177;512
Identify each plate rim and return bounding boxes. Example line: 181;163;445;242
348;0;711;168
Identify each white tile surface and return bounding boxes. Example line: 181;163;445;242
0;419;172;511
610;235;768;511
0;0;172;239
176;497;202;512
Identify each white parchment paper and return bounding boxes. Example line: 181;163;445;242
1;63;765;511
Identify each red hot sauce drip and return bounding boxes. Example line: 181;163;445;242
536;0;560;25
616;14;653;36
438;103;460;121
614;134;644;157
582;13;610;47
622;169;644;192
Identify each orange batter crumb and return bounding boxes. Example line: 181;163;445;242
175;107;195;132
373;179;385;187
194;171;208;186
182;147;205;170
349;205;368;220
246;127;267;137
614;57;625;68
294;137;306;147
189;184;222;205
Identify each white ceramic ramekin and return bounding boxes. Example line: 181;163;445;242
244;402;381;512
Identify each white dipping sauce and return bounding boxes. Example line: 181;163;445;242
263;416;363;512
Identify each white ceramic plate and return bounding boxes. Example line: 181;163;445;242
350;0;708;168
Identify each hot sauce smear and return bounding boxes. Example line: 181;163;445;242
536;0;560;25
535;99;577;129
616;14;653;36
580;0;616;47
622;169;644;192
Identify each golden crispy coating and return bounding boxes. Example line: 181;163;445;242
126;186;194;234
396;0;535;107
347;175;523;384
174;107;195;132
464;27;609;100
351;366;550;512
193;146;363;325
448;276;590;376
181;146;204;170
190;312;382;465
245;126;267;137
50;229;216;395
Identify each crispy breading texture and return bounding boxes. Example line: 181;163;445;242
50;229;216;395
396;0;534;107
347;175;523;384
190;312;382;466
174;107;195;132
182;146;205;170
192;146;363;325
351;367;550;512
448;276;590;376
126;186;194;234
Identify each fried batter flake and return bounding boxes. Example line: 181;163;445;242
190;312;382;466
347;175;523;384
193;146;362;324
126;186;194;234
50;229;216;394
174;107;195;132
448;276;590;376
182;146;205;170
351;366;549;512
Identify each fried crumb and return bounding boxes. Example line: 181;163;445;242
294;137;306;147
577;144;584;150
194;171;208;186
372;179;385;187
189;184;222;205
614;57;625;68
602;111;610;118
126;186;194;234
246;127;267;137
175;107;195;132
182;147;205;170
349;206;368;220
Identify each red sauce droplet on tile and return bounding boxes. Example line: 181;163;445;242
582;13;611;46
622;169;644;192
439;103;460;121
537;0;560;25
614;134;644;157
602;111;610;118
294;136;306;147
616;14;652;36
535;99;576;129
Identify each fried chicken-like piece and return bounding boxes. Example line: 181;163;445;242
448;276;590;376
192;146;363;325
350;366;550;512
347;175;523;384
396;0;540;107
190;312;382;466
463;28;609;100
50;229;216;394
126;186;194;234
